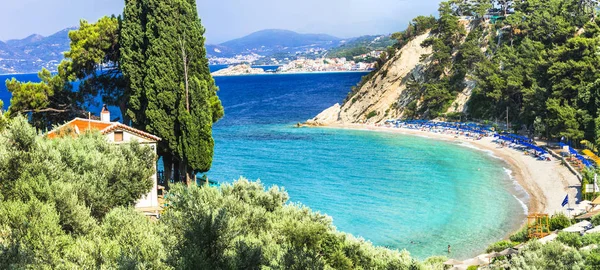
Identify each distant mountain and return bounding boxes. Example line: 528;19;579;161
207;29;343;58
6;34;45;47
222;29;340;51
0;28;74;74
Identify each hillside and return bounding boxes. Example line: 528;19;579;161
309;32;433;125
309;0;600;147
207;29;344;60
326;34;396;60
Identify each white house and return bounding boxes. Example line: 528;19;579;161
47;105;161;210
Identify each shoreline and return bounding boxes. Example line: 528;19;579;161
211;70;371;77
317;123;580;217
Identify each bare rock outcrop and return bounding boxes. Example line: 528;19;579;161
305;103;341;126
308;32;433;125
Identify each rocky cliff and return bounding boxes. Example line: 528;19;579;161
308;18;487;126
307;32;433;125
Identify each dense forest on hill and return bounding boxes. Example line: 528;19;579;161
351;0;600;147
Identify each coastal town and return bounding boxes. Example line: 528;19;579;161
211;56;377;76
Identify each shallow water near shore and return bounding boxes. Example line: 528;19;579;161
0;72;527;259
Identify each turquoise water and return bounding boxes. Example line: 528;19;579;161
209;124;527;259
0;72;527;260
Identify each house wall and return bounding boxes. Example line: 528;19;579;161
104;130;159;209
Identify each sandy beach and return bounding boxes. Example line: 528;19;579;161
323;123;581;216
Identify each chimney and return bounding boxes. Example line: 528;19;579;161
101;104;110;122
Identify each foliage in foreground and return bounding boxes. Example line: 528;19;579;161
0;116;160;268
162;179;437;270
486;212;600;269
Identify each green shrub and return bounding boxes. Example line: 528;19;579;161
423;256;447;269
366;111;378;119
550;213;573;231
510;226;529;243
582;232;600;246
505;241;585;269
162;179;419;269
486;240;517;253
0;116;163;268
557;232;584;248
591;214;600;226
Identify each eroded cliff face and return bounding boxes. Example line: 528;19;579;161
307;32;433;125
308;18;490;126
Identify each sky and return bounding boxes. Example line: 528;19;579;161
0;0;442;44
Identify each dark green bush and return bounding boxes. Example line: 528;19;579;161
557;232;584;248
366;111;378;119
550;213;573;231
509;226;529;243
486;240;517;253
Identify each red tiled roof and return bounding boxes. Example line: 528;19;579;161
46;118;161;142
100;123;161;142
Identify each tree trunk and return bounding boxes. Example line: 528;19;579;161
185;166;195;187
180;36;190;112
163;155;172;190
178;160;189;186
173;159;181;184
119;99;131;126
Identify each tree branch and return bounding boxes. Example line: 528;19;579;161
19;108;69;113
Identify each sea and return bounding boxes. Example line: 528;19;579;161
0;69;527;260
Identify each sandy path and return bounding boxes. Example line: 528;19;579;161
321;123;581;216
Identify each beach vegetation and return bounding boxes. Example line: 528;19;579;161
557;232;585;248
486;240;517;253
509;226;530;243
503;241;586;269
549;213;573;231
366;110;378;119
591;215;600;226
161;179;430;269
0;116;164;268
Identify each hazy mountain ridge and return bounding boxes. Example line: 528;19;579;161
1;28;389;74
207;29;344;58
0;28;74;74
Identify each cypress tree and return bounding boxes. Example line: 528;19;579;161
175;0;224;183
120;0;223;186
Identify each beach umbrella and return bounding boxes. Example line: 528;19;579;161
463;256;490;266
570;147;578;155
443;259;464;265
486;252;501;259
499;248;519;256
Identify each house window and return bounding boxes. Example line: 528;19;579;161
114;131;124;142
